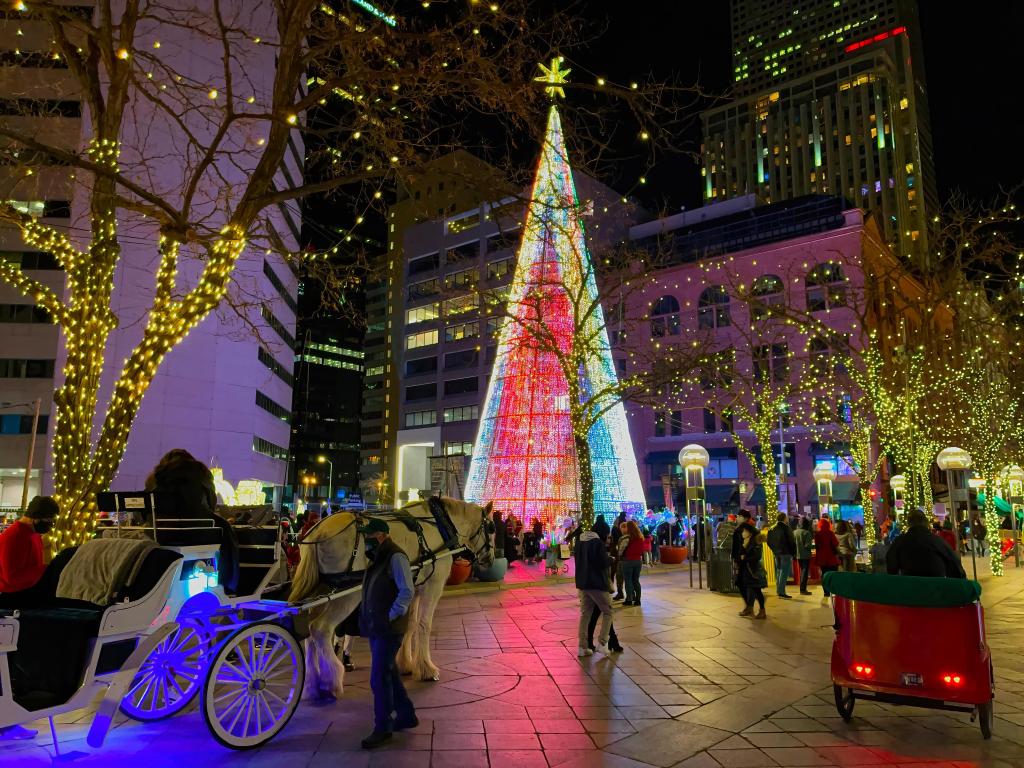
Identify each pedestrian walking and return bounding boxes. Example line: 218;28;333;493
836;519;857;572
737;522;767;619
621;520;645;606
356;519;417;749
794;517;814;594
815;517;841;597
575;520;616;657
766;512;796;599
973;517;988;556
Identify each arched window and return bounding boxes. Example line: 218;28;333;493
650;295;680;338
698;286;731;330
750;274;784;319
805;263;847;312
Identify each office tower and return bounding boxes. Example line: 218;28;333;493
703;0;935;264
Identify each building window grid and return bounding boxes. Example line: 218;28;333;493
258;346;294;387
405;410;437;428
0;358;55;378
255;390;291;421
260;305;295;348
443;405;479;423
253;435;288;460
262;260;297;313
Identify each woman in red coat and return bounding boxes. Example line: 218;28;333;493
814;517;841;597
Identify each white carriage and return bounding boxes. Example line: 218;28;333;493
0;491;359;752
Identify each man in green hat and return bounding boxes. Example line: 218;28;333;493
357;517;417;749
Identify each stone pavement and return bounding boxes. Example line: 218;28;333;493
5;562;1024;768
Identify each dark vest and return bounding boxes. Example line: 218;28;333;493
359;538;411;637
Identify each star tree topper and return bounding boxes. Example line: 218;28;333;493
535;56;570;99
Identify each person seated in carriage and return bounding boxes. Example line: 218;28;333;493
0;495;59;603
0;494;59;740
144;449;218;519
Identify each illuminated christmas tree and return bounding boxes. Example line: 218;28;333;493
464;59;646;527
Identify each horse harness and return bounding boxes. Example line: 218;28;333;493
309;499;487;589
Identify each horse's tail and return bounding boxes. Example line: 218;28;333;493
288;540;320;602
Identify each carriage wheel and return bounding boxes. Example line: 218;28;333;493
978;700;994;739
201;622;304;750
120;622;207;721
833;684;855;721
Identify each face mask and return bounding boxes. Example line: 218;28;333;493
364;538;380;558
33;520;54;535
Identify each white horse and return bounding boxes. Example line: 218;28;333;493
288;497;493;699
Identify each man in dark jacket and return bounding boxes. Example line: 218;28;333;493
357;519;417;749
886;509;966;579
575;520;614;657
492;510;506;561
766;512;797;599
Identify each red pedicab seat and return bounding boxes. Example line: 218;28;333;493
823;571;994;739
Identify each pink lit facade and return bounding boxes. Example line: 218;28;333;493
622;195;883;520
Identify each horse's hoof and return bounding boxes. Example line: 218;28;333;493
316;688;337;702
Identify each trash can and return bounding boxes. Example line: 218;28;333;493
709;549;739;593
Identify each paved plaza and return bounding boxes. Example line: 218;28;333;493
5;561;1024;768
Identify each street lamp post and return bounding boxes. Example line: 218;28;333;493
813;462;837;520
777;403;788;514
889;474;906;527
317;456;333;505
680;444;710;590
937;446;973;578
1001;464;1024;568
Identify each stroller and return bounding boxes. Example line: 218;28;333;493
545;537;570;575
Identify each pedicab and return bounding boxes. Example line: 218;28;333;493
824;571;994;738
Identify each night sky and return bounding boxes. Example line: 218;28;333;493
558;1;1023;213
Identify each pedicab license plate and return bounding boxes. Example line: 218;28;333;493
901;672;924;687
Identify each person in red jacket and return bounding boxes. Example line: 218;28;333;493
0;496;58;596
814;517;841;597
620;520;647;606
0;495;58;741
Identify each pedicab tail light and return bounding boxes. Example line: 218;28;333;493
942;673;964;687
852;663;874;678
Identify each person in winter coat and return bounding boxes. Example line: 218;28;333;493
737;523;767;619
575;520;616;657
610;513;627;599
814;518;841;597
731;510;759;608
793;517;814;594
836;520;857;572
765;512;796;599
620;520;646;606
356;519;417;749
887;509;966;578
938;518;959;552
492;510;507;560
144;449;218;518
584;516;624;653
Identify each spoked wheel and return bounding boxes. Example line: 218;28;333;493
202;622;304;750
120;622;208;721
834;684;855;721
978;700;994;739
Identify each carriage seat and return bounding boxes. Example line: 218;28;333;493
5;542;182;712
96;491;239;592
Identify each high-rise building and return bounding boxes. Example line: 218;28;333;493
0;3;90;508
290;324;364;503
702;0;935;264
359;151;512;503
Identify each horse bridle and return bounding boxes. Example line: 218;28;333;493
468;505;494;561
300;514;363;575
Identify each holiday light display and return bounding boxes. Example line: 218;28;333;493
464;62;645;527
